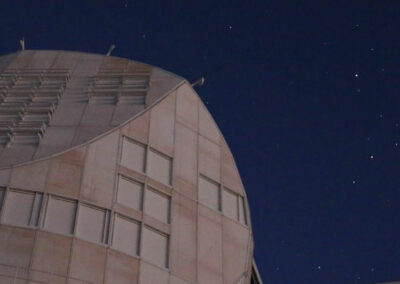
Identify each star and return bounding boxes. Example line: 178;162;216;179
370;155;374;159
142;34;146;39
228;25;233;30
370;48;375;51
354;73;359;78
317;266;321;270
352;180;356;184
379;114;383;118
395;142;398;147
357;89;361;93
371;268;375;272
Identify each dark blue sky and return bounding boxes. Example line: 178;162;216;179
1;1;400;283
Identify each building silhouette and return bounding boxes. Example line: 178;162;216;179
0;50;262;284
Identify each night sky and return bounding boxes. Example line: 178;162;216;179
1;1;399;283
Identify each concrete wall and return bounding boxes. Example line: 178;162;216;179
0;80;253;283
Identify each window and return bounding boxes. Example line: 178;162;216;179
222;187;248;226
198;176;220;211
238;196;247;225
44;196;76;235
117;176;143;211
141;226;168;268
121;138;146;173
2;190;42;227
222;188;238;220
112;214;140;256
76;204;109;243
147;149;172;185
144;188;170;223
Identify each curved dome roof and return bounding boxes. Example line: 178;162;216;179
0;50;185;168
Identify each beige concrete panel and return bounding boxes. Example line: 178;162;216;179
51;51;80;69
46;147;86;198
69;239;107;284
9;160;49;192
111;104;146;126
147;150;172;186
138;262;169;284
2;190;35;226
105;249;139;284
141;227;168;268
80;131;119;207
112;215;140;256
28;50;58;68
146;68;184;107
176;83;198;131
198;102;220;145
49;103;87;126
222;188;238;220
0;168;11;187
169;275;193;284
30;231;72;276
120;138;146;174
198;176;219;211
0;145;37;167
144;188;170;223
173;123;197;199
44;196;76;235
80;104;115;126
0;52;17;71
121;111;150;145
222;218;250;284
221;139;245;194
76;204;106;243
49;274;67;284
71;126;111;147
117;176;143;211
199;136;220;182
197;205;223;284
71;53;102;77
169;194;197;281
34;127;77;159
149;92;176;156
0;226;35;267
6;50;35;69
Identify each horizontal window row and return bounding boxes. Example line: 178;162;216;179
199;175;248;226
121;137;172;186
0;188;169;268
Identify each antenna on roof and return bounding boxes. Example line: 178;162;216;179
19;37;25;51
106;44;116;56
191;77;205;87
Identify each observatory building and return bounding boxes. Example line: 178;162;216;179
0;50;262;284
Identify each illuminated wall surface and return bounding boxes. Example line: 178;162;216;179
0;50;260;284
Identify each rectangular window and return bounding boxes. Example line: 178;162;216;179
238;196;247;226
144;188;170;223
117;176;143;211
2;190;42;227
147;149;172;185
112;214;140;256
198;176;220;211
120;137;146;173
76;204;108;244
141;226;168;268
222;188;238;220
44;196;76;235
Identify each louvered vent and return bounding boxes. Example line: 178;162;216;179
0;69;69;146
89;66;150;105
